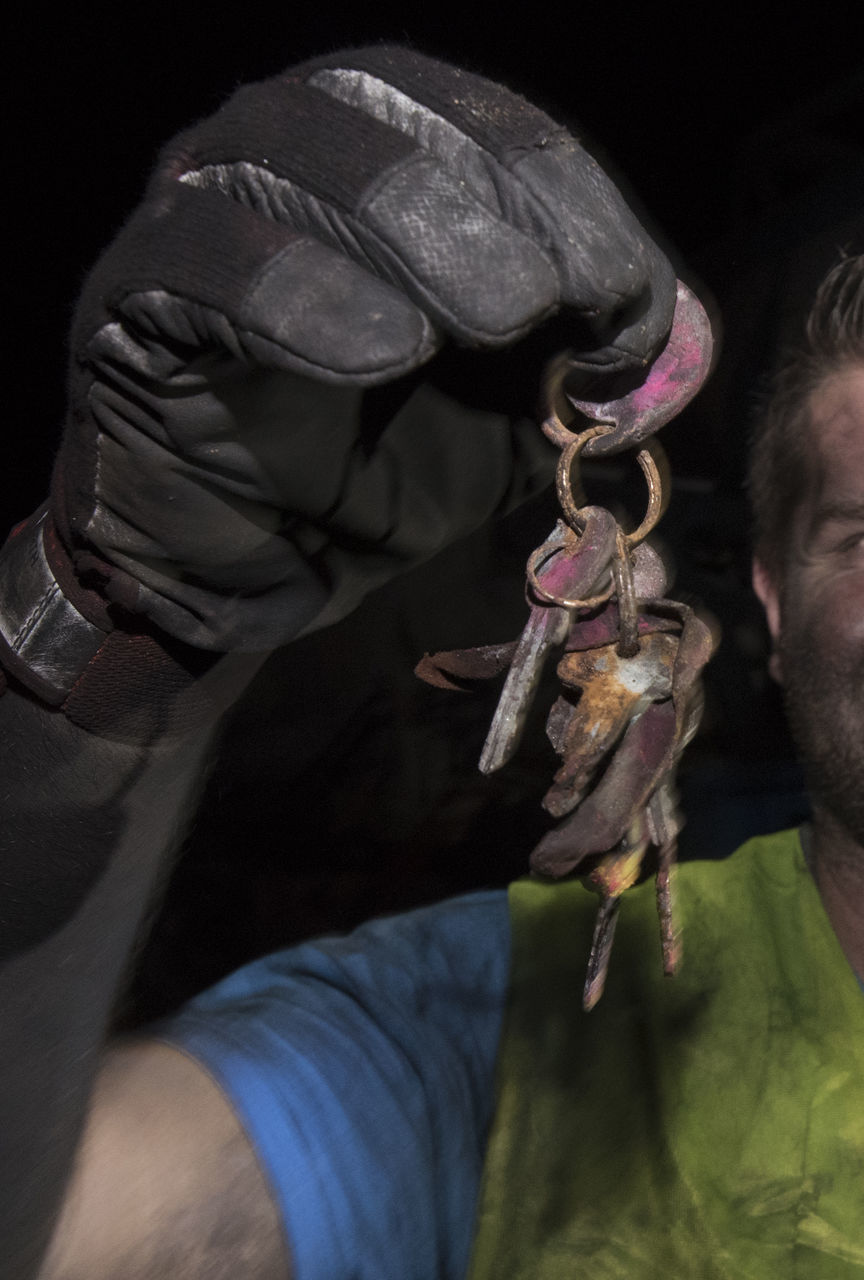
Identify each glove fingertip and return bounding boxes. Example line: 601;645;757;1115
241;238;439;380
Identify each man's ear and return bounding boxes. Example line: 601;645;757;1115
752;557;783;683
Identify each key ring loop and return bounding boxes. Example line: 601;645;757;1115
556;430;670;549
541;352;584;450
525;534;615;612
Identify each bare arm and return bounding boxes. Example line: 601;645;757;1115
37;1041;291;1280
0;656;263;1279
0;686;216;1277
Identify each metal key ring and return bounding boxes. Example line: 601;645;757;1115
541;352;585;451
525;536;615;612
555;429;670;549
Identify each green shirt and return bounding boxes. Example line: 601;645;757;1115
470;830;864;1279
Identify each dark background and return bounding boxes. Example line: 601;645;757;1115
7;6;864;1018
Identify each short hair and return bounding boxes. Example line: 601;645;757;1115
748;253;864;576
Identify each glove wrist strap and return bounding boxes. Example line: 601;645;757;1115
0;507;222;740
0;505;108;705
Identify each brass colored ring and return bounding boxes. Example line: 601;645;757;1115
555;428;611;530
555;432;670;549
541;354;585;449
624;437;670;547
525;538;615;612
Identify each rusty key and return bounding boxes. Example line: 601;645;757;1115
479;505;617;774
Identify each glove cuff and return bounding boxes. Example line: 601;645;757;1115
0;505;109;705
0;506;220;740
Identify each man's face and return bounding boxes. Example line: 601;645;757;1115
754;366;864;847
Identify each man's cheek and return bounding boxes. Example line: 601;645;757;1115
788;565;864;649
818;578;864;653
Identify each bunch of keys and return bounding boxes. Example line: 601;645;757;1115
418;282;715;1008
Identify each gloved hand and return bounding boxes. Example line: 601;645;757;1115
0;45;675;732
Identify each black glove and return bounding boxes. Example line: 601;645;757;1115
0;45;675;732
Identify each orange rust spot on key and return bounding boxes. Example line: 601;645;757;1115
543;630;678;819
